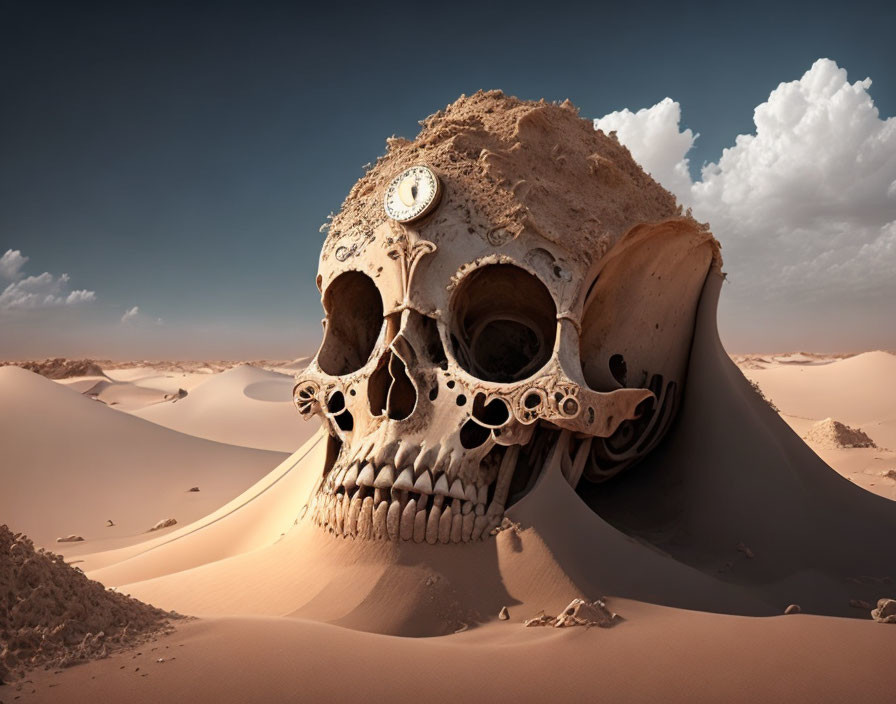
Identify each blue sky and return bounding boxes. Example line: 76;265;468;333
1;0;894;358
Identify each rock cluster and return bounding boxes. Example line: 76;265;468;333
2;358;105;379
804;418;876;449
524;598;621;628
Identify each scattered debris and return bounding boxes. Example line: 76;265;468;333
849;598;873;610
871;598;896;623
736;542;756;559
524;599;621;629
188;487;200;492
147;518;177;532
498;606;509;621
106;520;115;527
804;418;876;449
883;469;896;481
55;535;84;543
491;517;520;536
784;604;801;615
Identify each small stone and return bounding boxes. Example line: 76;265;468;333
736;542;755;559
871;598;896;623
498;606;509;620
147;518;177;532
784;604;801;615
188;487;200;492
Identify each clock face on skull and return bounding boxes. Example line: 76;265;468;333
383;165;442;223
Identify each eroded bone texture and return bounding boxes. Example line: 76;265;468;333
296;91;721;541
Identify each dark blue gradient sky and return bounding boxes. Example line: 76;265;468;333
1;0;894;357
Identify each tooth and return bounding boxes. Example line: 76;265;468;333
450;513;463;543
373;500;388;539
393;467;414;491
343;464;359;491
433;446;452;475
475;503;485;516
347;496;362;536
462;512;474;541
477;485;488;504
426;505;442;544
487;501;504;519
333;466;347;488
358;496;374;539
335;495;346;534
413;508;427;543
327;500;336;528
433;494;445;508
470;516;488;540
492;445;519;508
434;474;450;496
374;488;386;505
357;463;376;487
462;500;473;515
387;500;401;541
414;471;433;494
351;438;374;464
374;440;399;467
417;492;429;510
465;484;477;502
394;442;418;469
374;464;394;489
449;479;465;500
414;444;437;474
438;505;452;544
401;498;417;541
446;454;462;481
485;514;502;536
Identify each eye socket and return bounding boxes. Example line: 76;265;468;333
449;264;557;383
317;271;383;376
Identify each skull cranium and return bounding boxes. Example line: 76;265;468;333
295;92;718;543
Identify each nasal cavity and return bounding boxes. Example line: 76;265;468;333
368;349;417;421
386;352;416;420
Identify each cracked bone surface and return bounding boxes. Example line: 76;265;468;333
295;91;719;542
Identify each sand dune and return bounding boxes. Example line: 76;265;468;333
740;351;896;446
0;366;287;549
21;607;896;704
130;364;317;453
739;351;896;501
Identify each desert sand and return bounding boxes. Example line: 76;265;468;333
735;351;896;502
3;92;895;702
0;365;289;549
3;344;896;701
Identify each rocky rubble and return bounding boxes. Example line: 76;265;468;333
0;525;181;683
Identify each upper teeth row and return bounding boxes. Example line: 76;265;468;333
325;463;484;504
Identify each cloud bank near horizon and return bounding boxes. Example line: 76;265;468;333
0;249;96;311
594;59;896;321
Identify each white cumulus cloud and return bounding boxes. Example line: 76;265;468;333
0;249;29;280
0;250;97;310
593;59;896;310
594;97;697;200
121;305;140;324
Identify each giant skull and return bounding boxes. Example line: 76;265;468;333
295;92;719;543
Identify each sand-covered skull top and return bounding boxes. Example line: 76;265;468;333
295;90;720;543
